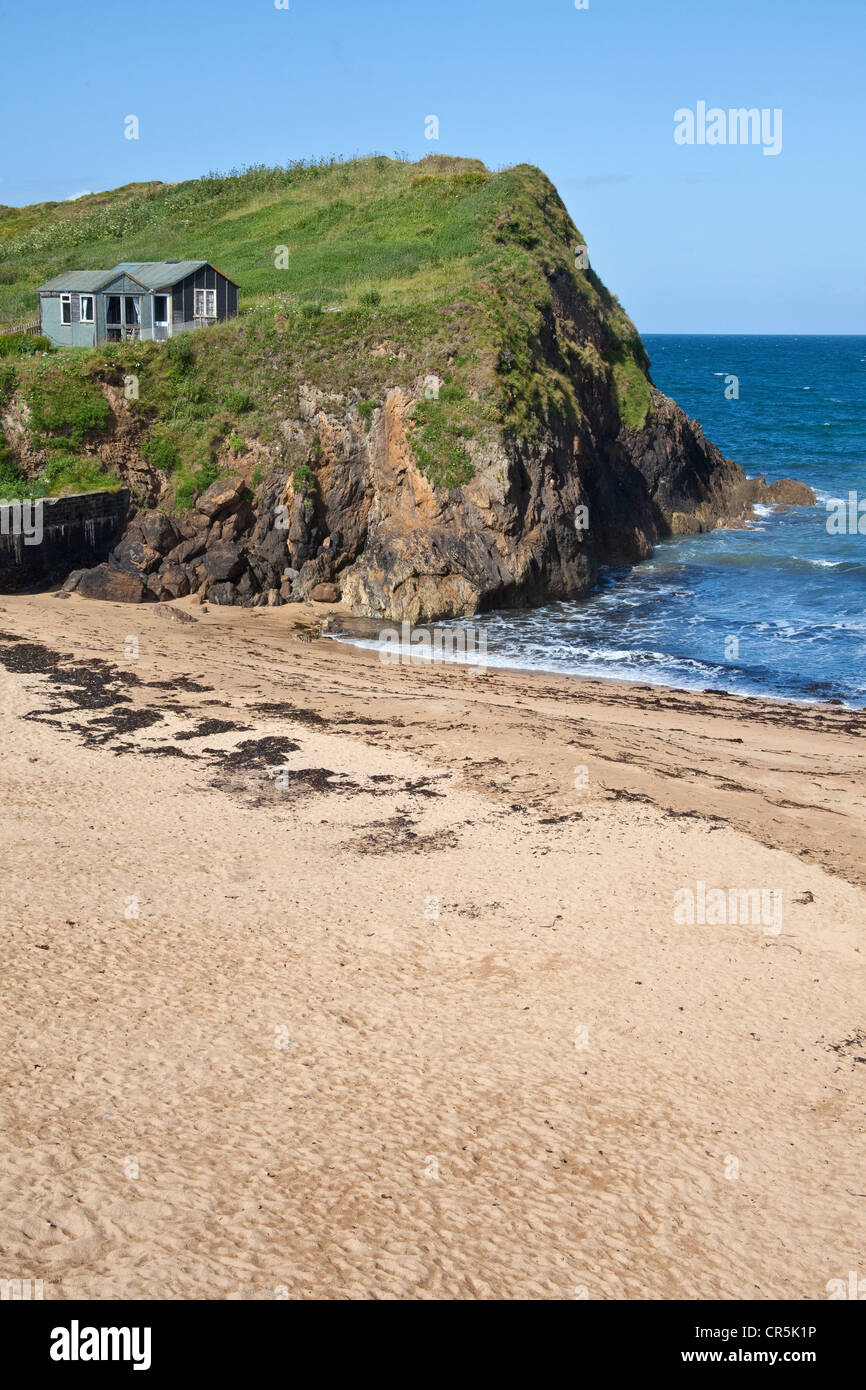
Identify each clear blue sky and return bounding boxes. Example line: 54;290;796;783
1;0;863;332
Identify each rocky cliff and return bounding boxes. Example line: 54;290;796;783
1;158;813;614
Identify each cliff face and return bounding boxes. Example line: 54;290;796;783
82;361;806;618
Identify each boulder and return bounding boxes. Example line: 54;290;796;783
153;603;196;624
112;537;162;573
309;582;341;604
762;477;817;506
196;475;248;521
77;565;146;604
62;569;87;593
207;581;239;605
165;536;207;567
202;542;244;583
219;503;254;545
157;565;191;600
133;510;179;554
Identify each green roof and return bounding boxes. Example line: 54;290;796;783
112;260;209;288
38;260;238;293
38;268;122;292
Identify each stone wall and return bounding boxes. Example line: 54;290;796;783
0;489;130;592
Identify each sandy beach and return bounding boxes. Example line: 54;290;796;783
0;591;864;1301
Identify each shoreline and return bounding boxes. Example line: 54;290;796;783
326;628;861;712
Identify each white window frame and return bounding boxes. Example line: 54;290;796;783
152;294;169;326
194;288;217;319
60;293;72;325
80;294;94;323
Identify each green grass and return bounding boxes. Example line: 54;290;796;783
25;360;112;449
0;153;655;500
606;341;653;432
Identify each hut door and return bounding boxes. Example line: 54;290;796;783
106;295;122;341
124;296;141;341
153;294;170;341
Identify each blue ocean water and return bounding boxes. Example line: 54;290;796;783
462;336;866;706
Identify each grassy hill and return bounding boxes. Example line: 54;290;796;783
0;155;652;504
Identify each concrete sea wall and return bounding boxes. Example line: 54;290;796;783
0;489;130;591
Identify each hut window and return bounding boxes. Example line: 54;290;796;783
60;294;72;325
194;288;216;319
153;295;169;325
80;295;94;323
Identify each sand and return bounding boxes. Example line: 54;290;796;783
0;591;864;1301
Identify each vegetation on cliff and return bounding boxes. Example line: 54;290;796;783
0;154;652;502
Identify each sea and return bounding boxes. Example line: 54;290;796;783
336;336;866;707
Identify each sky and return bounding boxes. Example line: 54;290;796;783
1;0;864;333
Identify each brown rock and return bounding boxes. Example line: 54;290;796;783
309;582;341;604
202;542;244;583
196;475;247;520
157;565;191;600
165;536;206;567
153;603;196;624
207;581;239;605
77;565;146;604
132;510;179;554
759;477;817;506
112;537;162;573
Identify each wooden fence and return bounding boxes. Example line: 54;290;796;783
0;320;41;338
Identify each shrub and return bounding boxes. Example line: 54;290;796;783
0;334;54;358
27;366;111;449
141;429;178;471
357;399;375;427
228;432;246;452
223;387;253;414
292;464;315;494
408;380;475;489
359;289;382;307
0;363;17;407
39;453;122;495
164;334;195;372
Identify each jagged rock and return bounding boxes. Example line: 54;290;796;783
207;581;239;605
156;565;191;600
310;583;341;604
165;536;207;567
752;476;816;506
112;537;162;573
267;588;283;606
131;510;179;554
202;542;244;583
196;475;248;521
62;569;86;592
77;564;146;603
219;502;254;545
